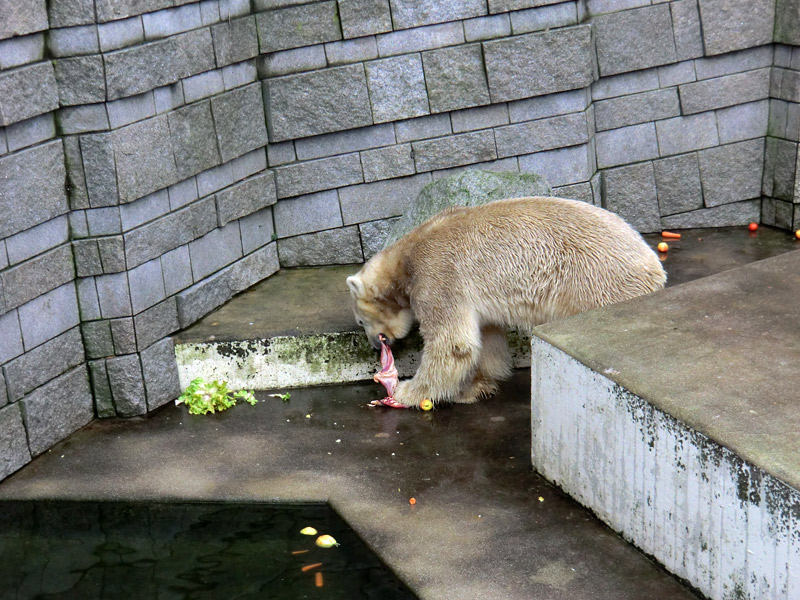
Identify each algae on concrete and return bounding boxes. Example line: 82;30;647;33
382;169;551;248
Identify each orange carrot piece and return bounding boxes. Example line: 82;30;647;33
291;549;309;555
315;571;324;587
301;562;323;573
661;231;681;239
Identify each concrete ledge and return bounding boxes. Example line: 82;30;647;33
530;250;800;600
176;330;532;390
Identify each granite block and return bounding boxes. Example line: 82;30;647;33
412;130;497;172
0;33;45;70
698;139;764;207
655;112;719;157
273;190;342;238
80;133;119;208
182;70;224;103
698;0;774;56
277;226;363;267
188;222;243;281
593;4;676;77
89;359;115;418
256;1;341;53
653;153;704;216
142;3;202;40
133;296;179;349
19;365;92;456
694;46;773;81
325;37;379;66
95;0;172;23
160;245;194;296
0;0;48;40
670;0;704;61
679;68;770;115
483;25;593;102
82;320;114;359
464;13;511;42
1;245;75;312
141;337;181;411
0;310;23;365
510;3;577;34
48;0;96;28
211;83;268;162
58;104;111;135
98;16;145;52
274;153;363;198
295;124;395;161
119;190;170;232
168;100;221;179
359;217;400;260
47;24;100;58
239;207;275;255
518;144;594;187
259;46;327;78
716;100;769;145
73;239;103;277
660;199;759;228
495;112;590;159
601;162;661;232
423;44;490;114
376;22;464;57
592;69;659;100
96;272;132;319
390;0;485;29
76;277;102;321
0;403;31;479
338;0;392;38
128;258;166;314
339;173;432;224
394;114;452;143
361;144;415;182
216;172;277;226
110;317;137;355
52;56;105;106
451;104;509;133
509;89;590;123
106;353;147;416
0;61;58;127
366;54;430;123
594;89;680;132
5;216;69;266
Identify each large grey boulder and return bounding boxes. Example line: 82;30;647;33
382;169;551;248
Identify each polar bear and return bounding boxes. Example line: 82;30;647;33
347;197;666;408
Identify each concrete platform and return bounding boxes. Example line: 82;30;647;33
0;372;699;600
531;249;800;599
173;226;800;391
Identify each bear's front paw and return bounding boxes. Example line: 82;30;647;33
393;381;426;408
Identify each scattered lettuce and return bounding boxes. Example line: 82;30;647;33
175;377;257;415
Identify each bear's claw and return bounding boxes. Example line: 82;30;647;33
368;397;408;409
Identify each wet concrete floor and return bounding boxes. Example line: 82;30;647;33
0;372;699;600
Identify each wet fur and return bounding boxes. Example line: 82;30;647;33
347;197;666;408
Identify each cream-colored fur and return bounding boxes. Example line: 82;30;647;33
347;197;666;408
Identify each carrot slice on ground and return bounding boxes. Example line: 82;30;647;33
291;549;309;555
661;231;681;239
315;572;324;587
301;562;323;572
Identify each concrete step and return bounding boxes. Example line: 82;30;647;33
531;248;800;600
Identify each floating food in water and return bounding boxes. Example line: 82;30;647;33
315;535;339;548
300;527;317;536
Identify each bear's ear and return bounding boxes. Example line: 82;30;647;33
346;274;365;298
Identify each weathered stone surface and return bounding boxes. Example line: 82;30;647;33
654;153;704;216
128;258;166;314
189;222;243;281
274;153;363;198
62;137;89;210
142;4;202;40
3;327;84;402
339;0;392;38
695;46;773;81
48;0;95;27
495;112;590;159
211;84;268;163
0;141;67;238
679;68;770;115
240;207;275;254
120;190;170;232
227;243;280;294
382;169;551;247
698;139;764;207
325;37;379;66
76;277;101;321
211;15;258;66
256;1;341;53
133;297;179;349
88;359;115;418
511;2;577;33
519;144;594;188
339;173;432;225
698;0;774;56
390;0;486;29
273;191;342;238
661;199;760;228
265;64;373;142
216;172;277;226
95;0;172;22
5;216;69;266
125;197;217;268
376;22;464;57
601;162;661;232
464;13;511;42
359;217;400;260
141;337;181;411
82;320;114;359
0;310;24;365
595;123;659;169
259;45;327;77
0;403;30;480
1;245;74;312
168;101;221;179
592;69;659;101
413;130;497;172
655;112;719;157
106;353;147;417
362;144;415;182
775;0;800;46
80;133;119;208
278;226;363;267
105;29;215;100
97;15;146;52
53;56;105;106
452;104;509;133
366;54;429;123
58;104;111;136
18;282;80;351
717;100;769;145
670;0;704;61
160;245;193;296
593;5;676;77
509;89;590;123
595;89;680;132
110;317;137;355
86;207;122;236
766;138;798;202
423;44;490;114
113;115;178;204
96;272;132;319
295;124;395;161
395;114;452;143
0;32;45;71
484;25;593;102
5;113;55;154
0;0;48;40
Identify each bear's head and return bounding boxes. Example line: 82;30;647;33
346;267;414;350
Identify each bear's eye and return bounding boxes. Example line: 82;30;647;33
356;319;364;327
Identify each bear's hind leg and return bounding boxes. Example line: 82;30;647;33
454;326;511;404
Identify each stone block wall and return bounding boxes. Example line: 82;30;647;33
0;0;798;480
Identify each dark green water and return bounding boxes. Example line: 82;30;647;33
0;501;416;600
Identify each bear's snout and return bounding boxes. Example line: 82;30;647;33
373;333;392;350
